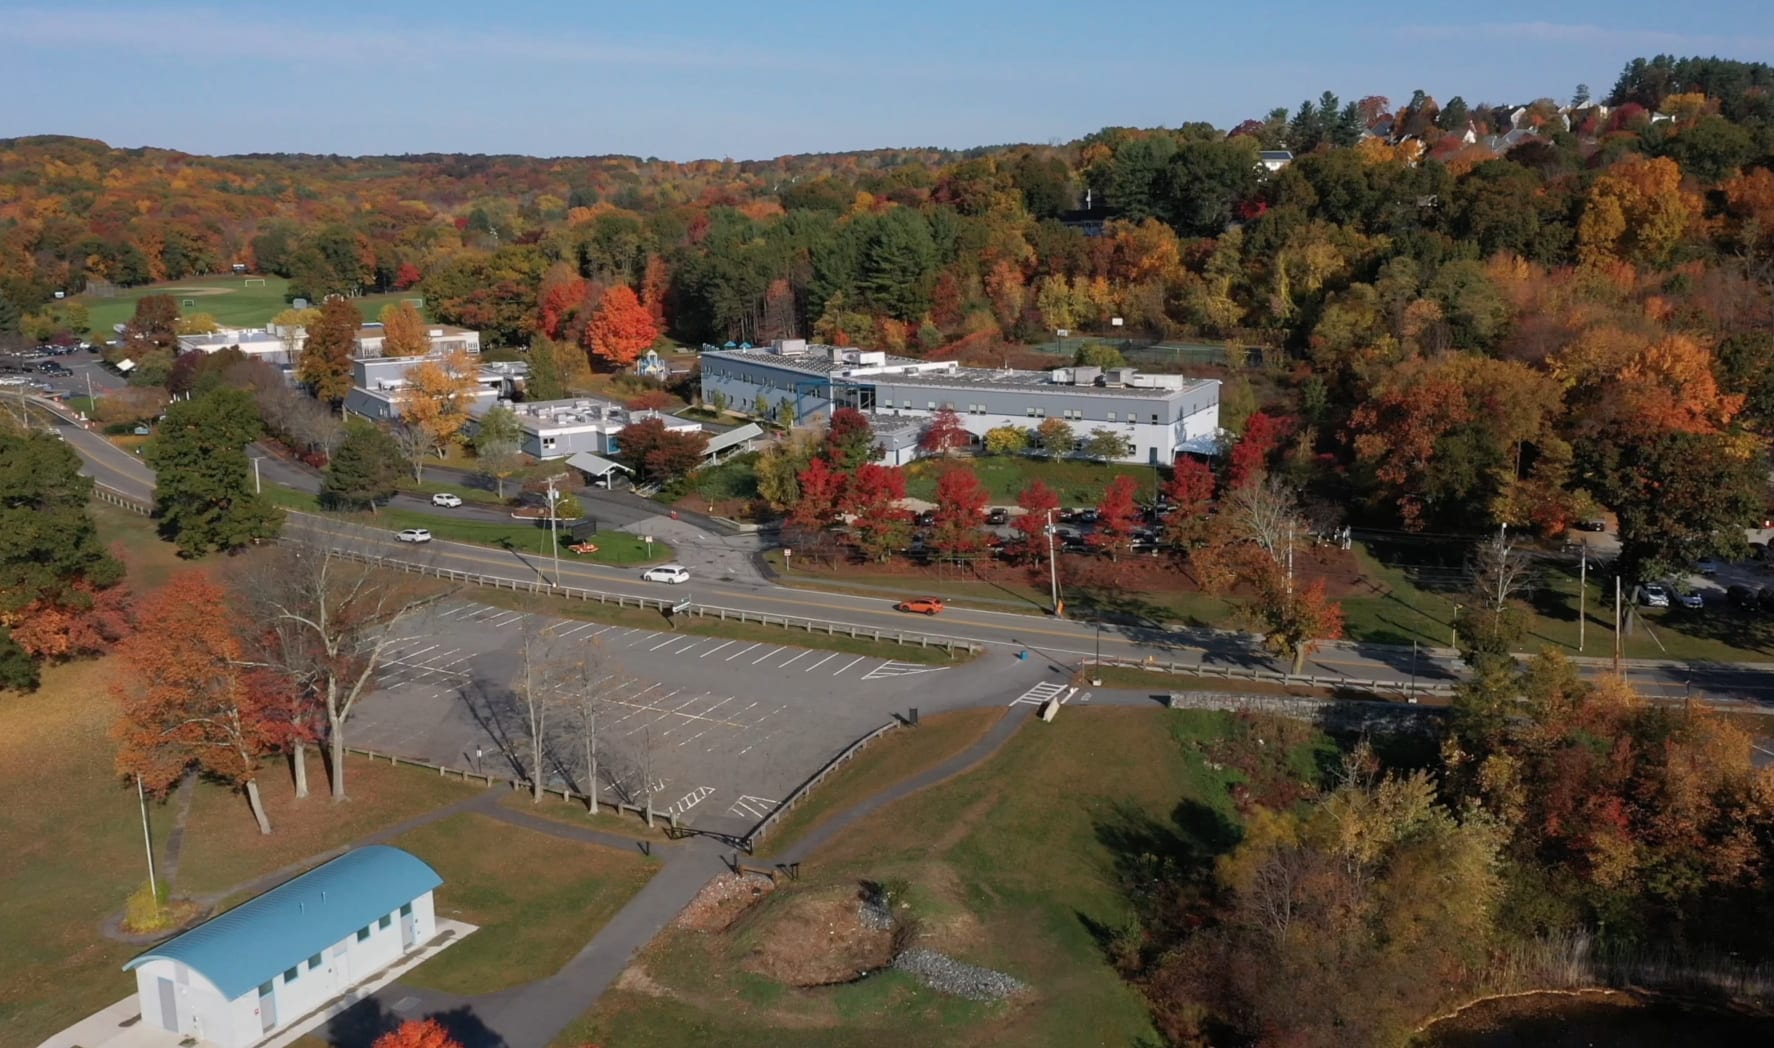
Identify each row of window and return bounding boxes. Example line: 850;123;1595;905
874;398;1162;425
277;903;413;986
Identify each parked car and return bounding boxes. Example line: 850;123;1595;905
1639;583;1670;608
1695;558;1723;576
1575;519;1607;532
1675;590;1705;610
641;564;690;584
430;492;463;508
1076;508;1100;524
895;596;945;615
1729;584;1759;610
395;528;432;543
984;507;1009;526
915;510;937;527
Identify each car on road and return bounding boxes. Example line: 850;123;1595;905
395;528;433;543
1575;519;1607;532
1639;583;1670;608
1695;558;1723;576
430;492;463;508
914;509;937;527
642;564;691;584
895;596;945;615
984;507;1009;525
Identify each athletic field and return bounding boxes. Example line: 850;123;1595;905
78;275;419;337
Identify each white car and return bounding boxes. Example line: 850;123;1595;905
1639;583;1670;608
395;528;433;543
430;492;463;508
642;564;690;584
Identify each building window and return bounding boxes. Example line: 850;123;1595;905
1106;411;1116;421
1035;407;1046;418
307;954;322;971
379;914;393;930
259;981;274;998
400;903;413;917
357;927;371;942
927;401;936;410
1152;413;1159;424
1026;407;1036;417
541;437;556;450
284;966;299;983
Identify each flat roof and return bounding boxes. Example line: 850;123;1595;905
879;367;1215;399
702;346;932;377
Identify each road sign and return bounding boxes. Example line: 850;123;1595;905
669;599;692;615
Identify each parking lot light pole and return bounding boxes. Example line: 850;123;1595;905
1045;508;1061;614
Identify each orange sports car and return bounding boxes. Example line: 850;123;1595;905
895;597;946;615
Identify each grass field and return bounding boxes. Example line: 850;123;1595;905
78;275;419;337
559;707;1299;1048
395;812;657;995
903;455;1164;505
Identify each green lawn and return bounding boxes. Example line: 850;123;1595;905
78;275;419;337
903;455;1165;505
264;484;669;565
395;812;658;995
559;707;1290;1048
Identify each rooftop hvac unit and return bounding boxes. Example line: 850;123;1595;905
772;338;809;356
1049;368;1072;383
1071;366;1102;386
428;329;444;337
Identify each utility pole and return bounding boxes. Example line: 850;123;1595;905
1285;518;1295;598
252;456;262;495
1578;545;1586;653
1494;522;1509;630
1046;508;1061;615
136;774;160;920
545;473;563;587
1613;574;1623;676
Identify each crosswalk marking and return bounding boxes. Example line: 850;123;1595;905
1010;681;1069;707
862;660;949;681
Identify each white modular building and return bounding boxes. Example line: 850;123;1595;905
122;846;443;1048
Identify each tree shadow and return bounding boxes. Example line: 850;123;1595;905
319;997;508;1048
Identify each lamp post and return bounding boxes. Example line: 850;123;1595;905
136;774;159;920
1045;508;1061;615
251;456;262;495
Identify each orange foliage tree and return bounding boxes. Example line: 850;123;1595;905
112;571;290;834
372;1019;462;1048
378;300;429;357
584;284;658;369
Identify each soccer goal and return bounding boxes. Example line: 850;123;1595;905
242;277;267;287
182;298;196;307
401;296;425;309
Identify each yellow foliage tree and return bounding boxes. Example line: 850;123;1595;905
379;300;429;357
396;348;481;458
174;312;220;335
1577;156;1698;267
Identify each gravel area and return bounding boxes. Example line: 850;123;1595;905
674;871;776;932
856;896;895;931
892;946;1029;1001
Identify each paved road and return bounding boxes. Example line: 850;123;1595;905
43;395;1774;705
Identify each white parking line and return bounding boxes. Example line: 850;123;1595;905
863;660;950;681
805;652;838;673
777;650;811;669
554;621;600;639
490;612;527;628
728;795;777;819
669;638;702;655
832;656;866;676
701;641;735;658
648;635;680;651
750;645;782;665
726;642;760;661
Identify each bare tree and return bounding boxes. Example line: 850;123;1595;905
1471;529;1536;624
1226;476;1307;570
515;622;574;803
559;642;613;815
391;420;431;483
233;543;441;800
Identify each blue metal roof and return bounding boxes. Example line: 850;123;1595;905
124;846;442;1000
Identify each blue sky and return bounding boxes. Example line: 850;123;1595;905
5;0;1772;160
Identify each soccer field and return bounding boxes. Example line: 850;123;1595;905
78;275;420;336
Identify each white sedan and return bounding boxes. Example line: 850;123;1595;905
641;564;690;584
395;528;433;543
430;492;463;508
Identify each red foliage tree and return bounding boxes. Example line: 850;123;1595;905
584;284;658;368
10;579;133;661
640;255;671;329
373;1019;462;1048
1163;456;1218;549
929;466;990;560
842;463;911;561
538;265;589;340
918;407;970;456
1012;479;1061;558
1227;411;1286;490
613;417;708;484
391;262;422;291
825;407;879;472
789;457;845;533
1089;475;1142;560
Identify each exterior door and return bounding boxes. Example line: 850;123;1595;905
332;942;351;988
258;981;276;1033
157;978;178;1032
401;911;416;950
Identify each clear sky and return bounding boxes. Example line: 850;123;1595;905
5;0;1772;160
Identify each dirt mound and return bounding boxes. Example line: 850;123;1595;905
741;886;897;987
675;872;776;932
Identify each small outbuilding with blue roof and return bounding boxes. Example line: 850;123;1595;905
123;845;442;1048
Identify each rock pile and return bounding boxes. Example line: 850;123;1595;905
892;946;1028;1001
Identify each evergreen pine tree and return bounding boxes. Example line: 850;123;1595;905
322;420;405;511
144;388;283;555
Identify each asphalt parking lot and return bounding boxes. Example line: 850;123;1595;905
349;599;1043;836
